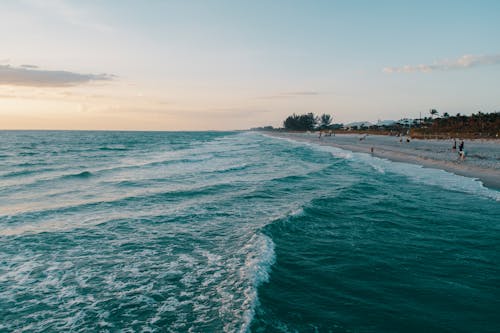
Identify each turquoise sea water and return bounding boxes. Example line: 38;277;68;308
1;131;499;332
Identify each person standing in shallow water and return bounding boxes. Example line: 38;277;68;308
452;139;457;151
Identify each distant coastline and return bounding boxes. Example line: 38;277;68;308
254;111;500;140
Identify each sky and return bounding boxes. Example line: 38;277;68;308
1;0;499;130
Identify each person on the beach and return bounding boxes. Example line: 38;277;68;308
452;139;457;151
458;140;465;160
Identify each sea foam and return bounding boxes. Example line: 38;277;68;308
262;133;500;202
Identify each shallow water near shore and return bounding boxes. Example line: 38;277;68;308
1;131;499;332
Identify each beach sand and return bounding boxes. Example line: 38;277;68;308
265;132;500;190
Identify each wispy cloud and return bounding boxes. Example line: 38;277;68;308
0;64;115;87
383;54;500;73
259;91;320;99
20;64;39;69
162;107;270;117
23;0;112;32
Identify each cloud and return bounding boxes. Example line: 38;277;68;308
20;64;39;69
0;64;115;87
23;0;112;32
168;107;270;117
259;91;320;99
383;54;500;73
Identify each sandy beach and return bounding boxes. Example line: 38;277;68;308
265;132;500;190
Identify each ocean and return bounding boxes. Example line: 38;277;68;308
1;131;499;332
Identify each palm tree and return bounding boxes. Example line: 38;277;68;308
443;112;449;118
319;113;332;129
430;109;438;119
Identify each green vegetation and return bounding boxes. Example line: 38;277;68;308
254;111;499;139
319;114;332;129
283;113;316;131
412;111;500;138
282;113;335;131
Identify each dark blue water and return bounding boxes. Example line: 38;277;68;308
1;131;499;332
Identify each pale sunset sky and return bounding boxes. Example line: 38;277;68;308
1;0;499;130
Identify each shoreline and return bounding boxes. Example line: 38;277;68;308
263;132;500;190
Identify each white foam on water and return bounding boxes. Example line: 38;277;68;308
263;134;500;202
355;152;500;202
289;207;305;218
0;256;40;285
237;233;276;333
0;186;258;237
369;162;386;174
313;144;355;160
0;213;124;237
259;132;311;148
1;132;291;332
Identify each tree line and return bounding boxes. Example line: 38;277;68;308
424;111;500;137
264;110;499;138
283;113;334;131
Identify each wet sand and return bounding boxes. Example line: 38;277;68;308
265;132;500;190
